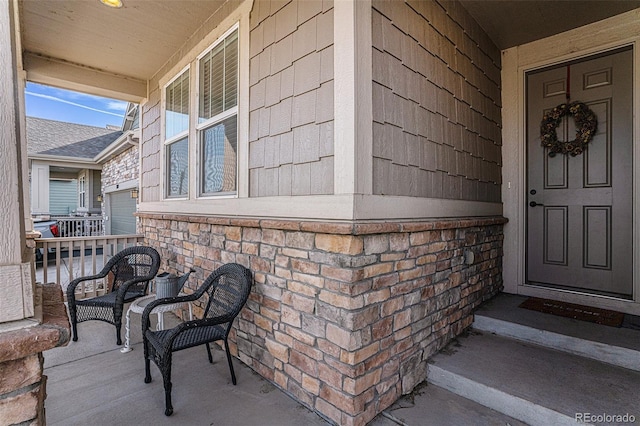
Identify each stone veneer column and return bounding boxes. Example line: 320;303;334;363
139;213;506;426
0;284;70;424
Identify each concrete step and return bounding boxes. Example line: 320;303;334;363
372;382;527;426
427;331;640;426
473;294;640;372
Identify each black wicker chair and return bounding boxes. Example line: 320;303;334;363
142;263;252;416
66;246;161;345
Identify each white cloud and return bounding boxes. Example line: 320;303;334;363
106;101;127;111
25;92;124;117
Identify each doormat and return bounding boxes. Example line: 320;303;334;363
519;297;625;327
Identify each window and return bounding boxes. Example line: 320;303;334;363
164;69;190;198
197;27;238;195
78;175;86;208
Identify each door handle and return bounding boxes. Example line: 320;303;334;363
529;201;544;207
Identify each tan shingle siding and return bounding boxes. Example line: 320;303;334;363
371;0;502;202
249;0;334;197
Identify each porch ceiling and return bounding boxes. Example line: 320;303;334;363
18;0;226;101
458;0;640;50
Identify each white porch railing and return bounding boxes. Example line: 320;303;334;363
35;234;144;299
55;216;105;237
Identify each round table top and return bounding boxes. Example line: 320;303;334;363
129;294;188;314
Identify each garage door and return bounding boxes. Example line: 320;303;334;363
109;190;136;235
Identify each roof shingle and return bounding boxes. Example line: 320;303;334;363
27;117;123;159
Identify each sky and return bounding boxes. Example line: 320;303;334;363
25;82;128;129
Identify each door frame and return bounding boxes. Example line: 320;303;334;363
501;10;640;315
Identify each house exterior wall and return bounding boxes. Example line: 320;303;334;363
137;0;506;424
248;0;334;196
371;0;502;201
140;214;504;425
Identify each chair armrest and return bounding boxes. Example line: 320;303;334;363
141;293;199;333
66;271;109;301
115;276;155;302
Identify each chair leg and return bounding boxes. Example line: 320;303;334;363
114;305;123;346
206;343;213;363
162;359;173;416
71;321;78;342
143;339;152;384
68;305;78;342
224;339;237;385
116;325;123;346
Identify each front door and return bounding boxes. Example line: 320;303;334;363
526;48;633;298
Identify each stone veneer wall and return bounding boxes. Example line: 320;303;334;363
101;146;140;190
0;284;70;425
139;214;505;425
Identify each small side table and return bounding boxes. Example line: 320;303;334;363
120;294;193;353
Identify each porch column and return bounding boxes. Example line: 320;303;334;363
0;1;70;424
0;0;32;324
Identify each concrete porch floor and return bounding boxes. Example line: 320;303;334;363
42;297;528;426
43;311;331;426
46;291;638;425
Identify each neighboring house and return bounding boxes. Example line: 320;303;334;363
4;1;640;425
27;104;141;235
27;117;120;217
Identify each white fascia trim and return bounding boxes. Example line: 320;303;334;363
139;194;356;221
94;129;139;163
354;195;503;220
27;155;100;169
138;194;502;222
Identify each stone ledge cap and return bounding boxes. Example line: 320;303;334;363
0;283;70;363
137;213;508;235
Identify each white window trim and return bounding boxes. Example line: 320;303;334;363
162;64;191;200
153;0;251;205
78;173;86;209
196;23;240;199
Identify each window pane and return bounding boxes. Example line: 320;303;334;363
166;137;189;197
199;29;238;124
201;115;237;194
224;31;238;111
165;71;189;139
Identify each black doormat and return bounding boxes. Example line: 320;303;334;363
519;297;625;327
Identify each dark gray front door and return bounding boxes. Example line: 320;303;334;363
526;48;633;298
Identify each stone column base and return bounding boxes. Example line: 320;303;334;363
0;283;70;425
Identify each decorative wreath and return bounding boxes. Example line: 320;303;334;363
540;101;598;157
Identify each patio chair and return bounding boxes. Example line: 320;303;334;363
66;246;161;345
142;263;252;416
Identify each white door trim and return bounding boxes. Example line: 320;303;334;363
501;10;640;315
